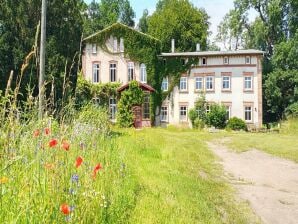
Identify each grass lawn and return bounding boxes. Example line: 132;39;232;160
116;127;258;223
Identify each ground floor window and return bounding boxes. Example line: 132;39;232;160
225;105;231;120
244;106;252;122
161;106;168;122
143;94;150;119
179;106;187;121
206;105;211;114
109;98;117;120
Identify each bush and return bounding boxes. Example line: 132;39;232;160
226;117;247;131
286;102;298;118
206;104;227;129
193;117;205;130
188;108;198;127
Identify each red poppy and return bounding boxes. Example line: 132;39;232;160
75;156;83;168
33;129;40;137
49;139;58;148
93;163;102;178
60;203;71;215
44;128;50;135
61;141;70;151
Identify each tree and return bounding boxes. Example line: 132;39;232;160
83;0;103;36
138;9;149;33
147;0;209;52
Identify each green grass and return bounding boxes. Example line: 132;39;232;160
220;119;298;163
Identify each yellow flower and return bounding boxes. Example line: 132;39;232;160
0;177;8;184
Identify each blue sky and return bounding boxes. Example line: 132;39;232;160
84;0;257;43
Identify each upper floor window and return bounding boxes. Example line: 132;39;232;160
143;94;150;119
222;76;231;90
245;56;251;64
161;106;168;122
140;63;147;83
92;63;100;83
128;62;134;81
244;106;252;122
120;38;124;52
162;77;168;91
224;56;229;64
92;44;97;54
109;98;117;120
179;77;188;91
206;76;214;91
202;57;207;65
244;76;253;90
109;63;117;82
195;77;203;91
113;38;118;52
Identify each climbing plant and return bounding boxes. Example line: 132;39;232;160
117;81;144;127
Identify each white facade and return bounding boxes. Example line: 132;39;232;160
82;30;263;128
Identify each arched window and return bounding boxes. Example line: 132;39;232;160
140;63;147;83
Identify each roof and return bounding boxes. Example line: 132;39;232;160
83;22;160;42
160;49;264;57
117;82;155;93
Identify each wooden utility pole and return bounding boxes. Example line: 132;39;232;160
39;0;46;119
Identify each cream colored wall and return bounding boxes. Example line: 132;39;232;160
162;55;261;127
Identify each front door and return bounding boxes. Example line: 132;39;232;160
132;105;142;128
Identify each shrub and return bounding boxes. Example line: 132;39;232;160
206;104;227;129
194;117;205;130
188;108;198;127
286;102;298;118
226;117;247;131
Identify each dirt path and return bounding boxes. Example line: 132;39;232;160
208;140;298;224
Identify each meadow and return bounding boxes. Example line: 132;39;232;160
0;105;258;223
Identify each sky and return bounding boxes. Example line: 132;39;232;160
84;0;257;46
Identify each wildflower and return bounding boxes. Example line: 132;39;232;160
44;163;55;170
0;177;8;184
44;128;50;135
60;203;71;215
61;140;70;151
69;188;76;195
75;156;83;168
33;129;40;137
49;139;58;148
71;174;79;183
93;163;102;179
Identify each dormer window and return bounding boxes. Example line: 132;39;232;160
245;56;251;64
113;38;118;52
202;57;207;65
92;44;97;54
224;56;229;64
120;38;124;52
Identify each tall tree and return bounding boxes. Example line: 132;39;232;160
138;9;149;33
83;0;102;36
147;0;209;52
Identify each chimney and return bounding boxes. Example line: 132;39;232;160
196;43;200;52
171;39;175;53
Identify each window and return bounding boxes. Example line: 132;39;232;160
244;106;252;122
92;63;100;83
206;76;214;91
113;38;118;52
128;62;134;81
245;56;251;64
179;77;187;91
161;106;168;122
206;105;211;113
120;38;124;52
222;76;231;90
225;105;231;120
143;94;150;119
202;57;207;65
179;106;187;121
244;76;253;90
109;63;117;82
109;98;117;120
195;77;203;91
140;63;147;83
161;77;168;91
224;56;229;64
92;44;97;54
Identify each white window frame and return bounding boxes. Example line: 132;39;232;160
160;106;168;122
113;38;118;52
195;77;203;91
222;76;231;90
223;56;229;64
225;105;231;120
109;98;117;120
120;38;124;52
244;106;253;122
140;63;147;83
161;77;168;91
179;77;188;91
109;63;117;82
206;105;211;114
128;62;134;81
206;76;214;91
244;76;253;91
179;106;188;122
245;56;251;64
92;63;100;83
92;44;97;54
